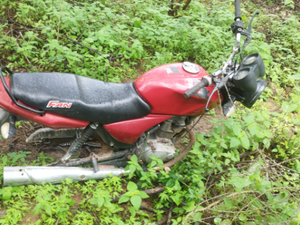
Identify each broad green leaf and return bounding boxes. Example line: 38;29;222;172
2;156;7;165
2;191;11;200
224;159;230;165
130;195;142;210
128;206;136;217
214;217;222;224
238;214;247;222
228;177;252;191
230;137;240;148
139;191;149;199
183;201;195;212
248;125;258;137
44;205;52;216
171;192;182;206
166;179;175;187
127;181;138;192
128;165;136;173
281;102;298;113
7;152;17;157
33;203;42;215
224;197;232;210
66;199;75;206
193;212;202;220
118;194;130;204
90;197;105;208
240;135;250;149
130;154;138;162
173;180;181;191
232;126;242;136
97;197;105;208
220;219;232;225
290;74;300;80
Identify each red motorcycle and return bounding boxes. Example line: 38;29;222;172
1;0;266;186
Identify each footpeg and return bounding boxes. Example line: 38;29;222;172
1;115;17;139
92;156;99;173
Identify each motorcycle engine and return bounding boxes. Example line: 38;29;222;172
139;136;176;164
135;116;188;164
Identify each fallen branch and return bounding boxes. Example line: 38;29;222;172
140;204;155;213
144;186;166;195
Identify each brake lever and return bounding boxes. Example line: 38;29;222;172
241;11;260;37
205;86;218;112
236;11;258;62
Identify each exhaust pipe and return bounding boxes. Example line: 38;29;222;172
3;166;128;187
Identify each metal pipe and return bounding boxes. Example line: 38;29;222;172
3;166;127;187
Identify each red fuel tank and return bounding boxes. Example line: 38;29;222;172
135;63;220;116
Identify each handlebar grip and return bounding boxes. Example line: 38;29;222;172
183;79;209;99
234;0;241;20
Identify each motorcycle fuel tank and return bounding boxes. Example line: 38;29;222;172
135;63;220;116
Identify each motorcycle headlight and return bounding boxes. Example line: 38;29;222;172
232;53;265;92
241;79;267;108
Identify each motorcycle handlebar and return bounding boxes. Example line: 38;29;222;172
183;76;211;99
234;0;241;20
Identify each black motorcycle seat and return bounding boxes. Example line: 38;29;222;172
10;72;151;124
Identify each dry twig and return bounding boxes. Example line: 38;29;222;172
55;218;60;225
167;203;174;225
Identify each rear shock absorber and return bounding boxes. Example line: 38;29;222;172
60;123;98;162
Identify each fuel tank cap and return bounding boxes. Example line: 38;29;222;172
183;62;200;74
